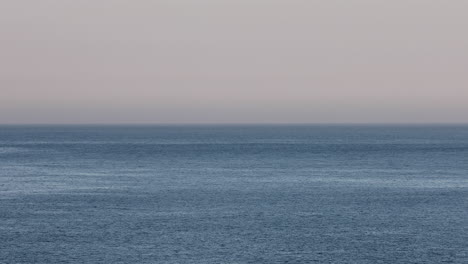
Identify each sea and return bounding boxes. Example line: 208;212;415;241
0;125;467;263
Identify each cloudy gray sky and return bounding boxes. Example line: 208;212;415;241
1;0;467;124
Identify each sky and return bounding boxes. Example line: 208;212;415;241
1;0;467;124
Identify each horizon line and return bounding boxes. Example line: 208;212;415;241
1;122;468;126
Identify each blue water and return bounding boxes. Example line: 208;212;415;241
0;125;467;263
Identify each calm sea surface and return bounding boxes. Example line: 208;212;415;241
0;125;467;263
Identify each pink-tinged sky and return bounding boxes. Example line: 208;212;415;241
1;0;467;124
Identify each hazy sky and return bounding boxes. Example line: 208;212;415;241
1;0;467;124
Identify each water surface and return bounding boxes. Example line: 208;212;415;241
1;125;467;263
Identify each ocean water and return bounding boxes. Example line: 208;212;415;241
0;125;467;263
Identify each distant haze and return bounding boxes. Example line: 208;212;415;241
1;0;467;124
